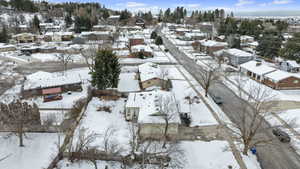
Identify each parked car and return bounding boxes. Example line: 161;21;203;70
211;95;223;105
272;128;291;143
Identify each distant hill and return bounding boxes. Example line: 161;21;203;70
236;10;300;17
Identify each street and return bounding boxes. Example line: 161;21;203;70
158;27;300;169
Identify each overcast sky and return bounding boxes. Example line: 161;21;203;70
49;0;300;13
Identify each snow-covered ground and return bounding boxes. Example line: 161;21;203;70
31;53;84;63
58;140;260;169
172;80;218;126
0;133;64;169
72;97;130;154
227;74;300;102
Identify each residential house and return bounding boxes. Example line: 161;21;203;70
175;28;190;36
129;35;145;47
22;71;82;98
240;35;255;44
135;18;145;28
184;32;207;40
224;48;254;67
131;44;153;58
288;25;300;33
138;62;168;91
107;15;120;25
263;70;300;90
13;33;36;43
279;60;300;73
44;32;74;42
92;25;115;32
125;90;180;140
240;60;276;81
40;23;61;32
199;40;228;56
0;44;16;52
80;31;112;41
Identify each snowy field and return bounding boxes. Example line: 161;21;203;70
0;133;64;169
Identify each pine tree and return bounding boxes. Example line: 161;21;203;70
155;36;163;46
0;26;8;43
32;15;40;33
257;31;282;60
150;31;157;39
91;49;121;90
65;14;73;28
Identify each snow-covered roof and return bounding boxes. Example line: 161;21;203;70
225;48;253;57
240;35;254;40
126;90;180;124
185;32;207;38
81;31;110;36
265;70;300;82
45;32;73;36
248;41;259;46
286;60;300;68
240;60;277;76
24;71;82;90
108;15;120;19
176;28;189;32
200;40;228;47
0;43;15;48
138;62;164;82
118;73;140;92
131;44;153;53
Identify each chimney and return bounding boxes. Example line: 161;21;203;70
256;61;262;66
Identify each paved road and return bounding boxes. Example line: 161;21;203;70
157;27;300;169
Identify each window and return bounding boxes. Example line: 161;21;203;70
293;80;299;84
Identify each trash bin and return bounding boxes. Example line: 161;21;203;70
250;147;257;155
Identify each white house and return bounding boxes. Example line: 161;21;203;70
224;48;254;67
138;62;168;90
240;60;277;81
279;60;300;73
125;90;180;140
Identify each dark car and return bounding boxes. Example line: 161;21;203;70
211;95;223;105
272;128;291;143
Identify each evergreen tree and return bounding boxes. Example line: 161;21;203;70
280;33;300;62
257;31;282;60
32;15;40;33
91;49;121;90
150;31;157;39
65;14;73;28
74;16;92;33
0;26;8;43
275;20;288;33
103;9;110;19
155;36;163;45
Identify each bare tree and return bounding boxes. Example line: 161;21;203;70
70;128;100;169
80;45;98;73
56;53;73;75
198;65;222;97
229;78;284;155
158;94;178;149
0;100;40;147
160;68;169;90
137;141;185;169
